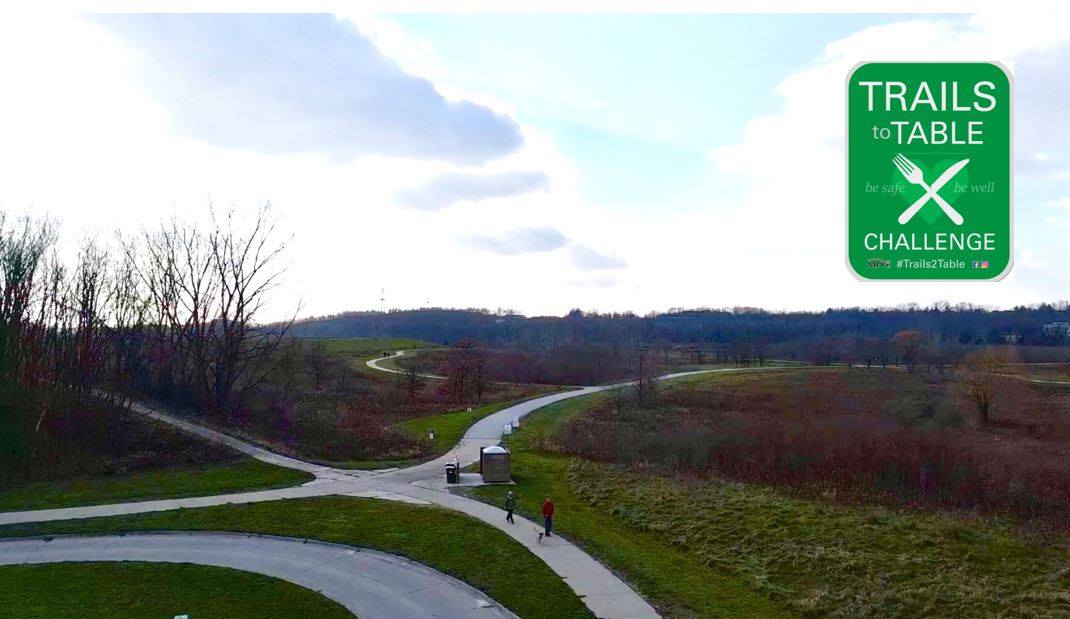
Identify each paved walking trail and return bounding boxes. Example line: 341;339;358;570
366;349;446;379
0;359;794;618
0;532;514;619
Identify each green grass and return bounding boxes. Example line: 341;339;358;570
468;393;785;618
329;396;560;469
397;398;542;454
0;458;312;512
318;337;439;356
318;336;439;379
469;378;1070;618
0;496;592;619
0;561;352;618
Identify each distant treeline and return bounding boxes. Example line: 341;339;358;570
287;304;1070;351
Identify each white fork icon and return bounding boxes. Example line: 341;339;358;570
893;154;965;226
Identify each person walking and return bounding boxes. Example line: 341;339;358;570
542;497;554;537
504;490;517;524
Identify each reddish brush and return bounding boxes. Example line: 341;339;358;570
552;370;1070;530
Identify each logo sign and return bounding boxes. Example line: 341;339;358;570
846;62;1012;280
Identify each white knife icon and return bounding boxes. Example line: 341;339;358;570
897;158;970;225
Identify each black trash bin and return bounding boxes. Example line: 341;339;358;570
445;461;459;484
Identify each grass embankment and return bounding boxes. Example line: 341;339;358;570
468;379;1070;618
0;496;592;619
1;562;351;618
0;458;312;512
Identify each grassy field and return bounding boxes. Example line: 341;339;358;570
318;337;439;356
0;458;311;512
318;336;439;379
1;561;352;618
0;496;592;619
334;338;439;380
1000;363;1070;382
589;367;1070;527
397;395;563;455
469;380;1070;618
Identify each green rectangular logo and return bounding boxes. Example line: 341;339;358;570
846;62;1012;280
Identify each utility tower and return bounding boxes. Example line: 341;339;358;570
380;288;386;313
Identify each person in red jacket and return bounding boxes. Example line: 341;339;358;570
542;497;554;537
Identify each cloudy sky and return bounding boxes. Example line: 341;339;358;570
2;11;1070;320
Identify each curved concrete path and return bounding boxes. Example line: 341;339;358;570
1;363;801;618
0;532;514;619
366;349;445;379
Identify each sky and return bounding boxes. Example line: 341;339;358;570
1;11;1070;321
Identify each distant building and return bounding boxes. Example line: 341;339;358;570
1044;322;1070;338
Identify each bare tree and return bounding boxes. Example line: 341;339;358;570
122;204;295;415
0;217;59;432
754;335;769;367
472;345;489;403
124;217;217;400
632;345;659;404
606;382;630;415
0;214;56;380
730;336;752;367
104;246;149;409
398;353;430;400
961;349;1008;424
72;239;111;404
305;340;329;390
444;339;475;402
893;330;924;372
206;205;293;415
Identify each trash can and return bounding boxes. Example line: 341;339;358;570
445;461;459;484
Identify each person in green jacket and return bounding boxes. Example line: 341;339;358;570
504;490;517;524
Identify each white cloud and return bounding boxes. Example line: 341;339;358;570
463;225;568;255
1017;152;1069;179
1017;248;1048;270
94;14;523;165
395;170;549;210
461;225;626;274
1043;197;1070;210
568;244;626;270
